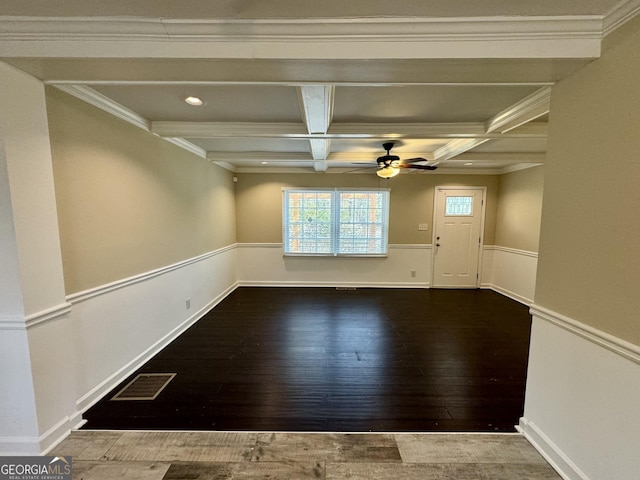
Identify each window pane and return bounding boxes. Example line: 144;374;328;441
445;196;473;216
337;191;389;255
284;191;333;254
283;189;389;256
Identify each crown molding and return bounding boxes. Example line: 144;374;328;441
603;0;640;36
54;85;216;162
163;138;207;159
434;138;490;162
0;15;602;59
0;15;604;40
485;86;551;133
54;84;149;130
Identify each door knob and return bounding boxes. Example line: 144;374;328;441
436;243;441;247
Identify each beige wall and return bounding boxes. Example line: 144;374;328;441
235;172;498;245
535;17;640;344
495;166;544;252
47;87;236;294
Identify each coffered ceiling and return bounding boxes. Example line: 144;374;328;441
1;0;639;175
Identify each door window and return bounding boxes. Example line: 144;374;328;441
445;196;473;216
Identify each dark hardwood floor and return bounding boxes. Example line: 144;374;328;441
82;287;532;432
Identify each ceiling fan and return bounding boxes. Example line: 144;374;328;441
373;142;438;178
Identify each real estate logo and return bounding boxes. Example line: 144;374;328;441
0;456;72;480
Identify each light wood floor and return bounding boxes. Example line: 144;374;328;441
52;430;562;479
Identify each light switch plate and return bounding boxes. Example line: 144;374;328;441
418;223;428;231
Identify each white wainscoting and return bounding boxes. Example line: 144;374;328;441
67;245;237;428
520;305;640;480
481;246;538;305
235;243;432;288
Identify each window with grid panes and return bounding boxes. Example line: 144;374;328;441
282;188;390;256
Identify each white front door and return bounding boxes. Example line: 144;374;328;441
432;187;485;288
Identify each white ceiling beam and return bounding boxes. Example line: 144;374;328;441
0;16;602;60
445;152;546;163
485;86;551;133
152;121;547;139
298;85;334;134
55;84;149;130
298;85;335;171
434;139;490;162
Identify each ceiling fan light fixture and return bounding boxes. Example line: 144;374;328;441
376;166;400;179
184;96;204;106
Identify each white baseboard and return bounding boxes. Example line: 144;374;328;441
0;415;75;456
75;282;237;414
482;283;533;306
238;280;429;289
517;418;589;480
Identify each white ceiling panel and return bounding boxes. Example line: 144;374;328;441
189;138;311;153
333;86;541;123
91;85;303;123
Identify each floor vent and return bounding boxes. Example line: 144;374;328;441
111;373;176;401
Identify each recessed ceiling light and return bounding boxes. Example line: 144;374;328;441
184;96;204;106
464;162;474;166
261;161;269;165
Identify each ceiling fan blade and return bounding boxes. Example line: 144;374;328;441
397;164;438;171
401;157;428;164
342;166;375;174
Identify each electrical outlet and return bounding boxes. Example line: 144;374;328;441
186;298;191;309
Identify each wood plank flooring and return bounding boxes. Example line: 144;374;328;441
82;287;532;432
52;431;562;480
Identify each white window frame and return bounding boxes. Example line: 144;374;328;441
282;188;390;257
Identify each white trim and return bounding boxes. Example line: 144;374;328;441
485;86;551;133
517;418;589;480
238;280;429;289
530;304;640;364
0;303;72;331
484;245;538;258
67;244;236;304
0;415;76;456
52;85;214;162
0;16;603;59
37;416;75;456
389;244;432;250
24;302;72;329
54;84;149;130
0;436;41;456
484;284;533;306
237;242;283;248
163;137;207;159
0;315;27;331
603;0;640;36
152;121;547;140
74;282;238;414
